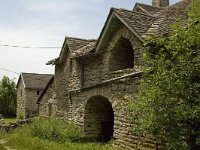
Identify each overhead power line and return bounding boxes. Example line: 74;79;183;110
0;44;61;49
0;67;20;75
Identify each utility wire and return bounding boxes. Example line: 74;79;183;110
0;67;20;75
0;44;61;49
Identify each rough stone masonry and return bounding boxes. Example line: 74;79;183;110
35;0;190;149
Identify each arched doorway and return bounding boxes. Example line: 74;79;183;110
84;96;114;142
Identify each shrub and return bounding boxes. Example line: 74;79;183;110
29;117;84;143
17;112;24;120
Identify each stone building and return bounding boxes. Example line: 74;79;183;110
38;0;190;149
37;76;56;117
16;73;53;118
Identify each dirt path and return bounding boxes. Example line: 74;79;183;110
0;139;16;150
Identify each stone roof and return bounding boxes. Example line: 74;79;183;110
95;0;190;53
47;37;97;65
113;8;157;36
67;37;97;58
148;0;190;36
48;0;190;60
133;3;163;16
17;73;54;90
115;0;190;37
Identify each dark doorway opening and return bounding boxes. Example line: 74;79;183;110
84;96;114;142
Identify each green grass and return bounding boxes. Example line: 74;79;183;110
0;145;6;150
0;132;7;150
0;117;124;150
3;117;17;125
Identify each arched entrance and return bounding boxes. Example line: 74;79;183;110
84;96;114;142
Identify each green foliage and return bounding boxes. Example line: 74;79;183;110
3;117;17;125
29;117;84;143
0;145;6;150
0;117;122;150
128;0;200;149
0;76;16;116
17;111;24;120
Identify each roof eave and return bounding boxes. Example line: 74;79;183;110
95;8;115;54
46;57;59;65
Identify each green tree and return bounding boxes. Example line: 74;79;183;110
0;76;17;116
128;0;200;149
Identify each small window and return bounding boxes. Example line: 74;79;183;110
37;91;40;96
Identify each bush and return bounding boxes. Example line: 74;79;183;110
0;118;123;150
17;112;24;120
29;117;84;143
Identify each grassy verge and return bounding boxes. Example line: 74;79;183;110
0;117;123;150
3;117;17;125
0;145;6;150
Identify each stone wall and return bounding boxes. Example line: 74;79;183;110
17;79;26;118
17;78;43;118
25;89;42;116
54;60;70;116
68;76;157;149
53;26;156;149
79;55;104;88
77;26;142;89
39;82;57;117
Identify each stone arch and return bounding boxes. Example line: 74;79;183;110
109;36;134;71
84;96;114;142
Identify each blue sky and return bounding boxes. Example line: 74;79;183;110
0;0;179;82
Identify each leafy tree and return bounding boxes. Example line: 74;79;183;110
0;76;17;116
128;0;200;149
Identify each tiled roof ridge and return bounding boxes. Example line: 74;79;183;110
167;0;191;8
65;36;97;42
136;0;190;9
133;2;164;17
112;7;157;18
135;2;163;9
21;72;53;76
144;0;190;37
